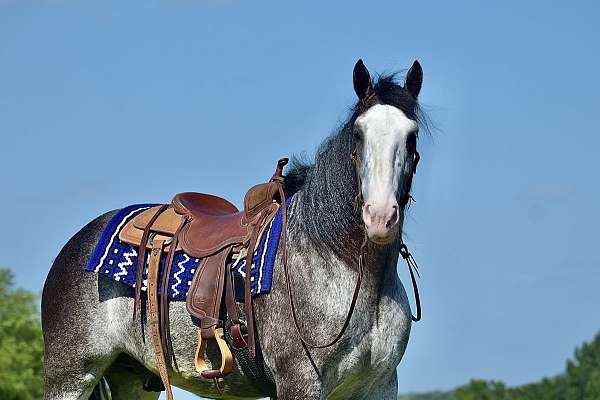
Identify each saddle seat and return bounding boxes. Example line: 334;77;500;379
172;192;249;258
172;192;239;218
120;193;258;258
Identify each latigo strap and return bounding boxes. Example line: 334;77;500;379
147;237;174;400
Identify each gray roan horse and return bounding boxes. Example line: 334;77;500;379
42;59;427;400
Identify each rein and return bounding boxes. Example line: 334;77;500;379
400;243;422;322
280;146;423;350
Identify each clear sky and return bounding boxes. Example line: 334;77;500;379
1;0;599;398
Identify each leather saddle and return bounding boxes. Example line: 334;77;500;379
118;159;288;400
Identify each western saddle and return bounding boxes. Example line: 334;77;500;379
118;159;288;400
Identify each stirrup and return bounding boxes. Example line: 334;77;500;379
194;328;233;379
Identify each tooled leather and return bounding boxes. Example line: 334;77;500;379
119;225;182;253
122;203;279;259
244;182;279;220
231;203;279;262
132;207;184;235
179;202;279;258
185;248;230;322
120;206;184;252
178;213;248;258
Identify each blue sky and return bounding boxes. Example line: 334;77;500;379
1;0;599;397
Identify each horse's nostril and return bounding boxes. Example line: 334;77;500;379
386;206;399;228
363;202;399;232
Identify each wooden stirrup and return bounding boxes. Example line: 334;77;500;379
194;328;233;379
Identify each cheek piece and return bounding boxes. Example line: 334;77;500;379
399;151;420;207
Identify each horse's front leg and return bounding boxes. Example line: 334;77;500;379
273;365;323;400
258;327;323;398
367;372;398;400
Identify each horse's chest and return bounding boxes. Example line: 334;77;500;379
363;288;411;373
331;280;412;395
367;295;411;372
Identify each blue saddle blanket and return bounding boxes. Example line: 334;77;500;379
85;203;283;301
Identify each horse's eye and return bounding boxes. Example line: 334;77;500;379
406;132;417;153
354;129;363;142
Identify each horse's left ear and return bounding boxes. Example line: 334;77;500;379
353;59;373;100
405;60;423;98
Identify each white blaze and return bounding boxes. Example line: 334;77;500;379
355;104;417;242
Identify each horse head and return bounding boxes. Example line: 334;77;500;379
351;59;423;244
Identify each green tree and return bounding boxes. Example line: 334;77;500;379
583;369;600;400
398;392;453;400
453;380;507;400
0;269;44;400
566;332;600;400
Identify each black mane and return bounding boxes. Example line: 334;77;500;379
284;73;428;261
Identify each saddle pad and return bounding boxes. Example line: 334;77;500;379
84;203;284;301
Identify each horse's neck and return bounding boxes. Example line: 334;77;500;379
287;193;401;309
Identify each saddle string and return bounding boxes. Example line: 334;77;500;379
244;216;263;358
160;215;189;367
399;243;422;322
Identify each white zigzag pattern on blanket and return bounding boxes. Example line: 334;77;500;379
172;254;189;297
114;248;137;281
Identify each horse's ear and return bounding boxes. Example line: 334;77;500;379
353;59;372;100
405;60;423;98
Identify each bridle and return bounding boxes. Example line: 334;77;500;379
401;147;422;322
281;124;423;351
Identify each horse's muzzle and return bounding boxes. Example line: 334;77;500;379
362;200;400;244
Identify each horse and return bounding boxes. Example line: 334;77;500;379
41;58;427;400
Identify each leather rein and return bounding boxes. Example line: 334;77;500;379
279;146;423;351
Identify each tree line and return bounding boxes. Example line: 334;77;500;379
399;331;600;400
